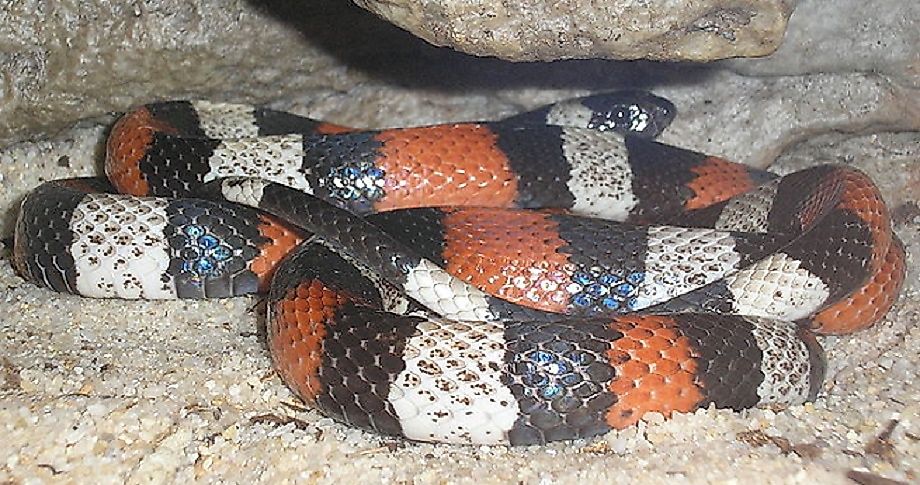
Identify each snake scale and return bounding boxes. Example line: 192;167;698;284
13;91;906;445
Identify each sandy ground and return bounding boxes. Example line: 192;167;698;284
0;116;917;484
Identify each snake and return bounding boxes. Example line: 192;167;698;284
12;91;906;445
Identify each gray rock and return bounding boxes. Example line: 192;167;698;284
3;0;916;152
655;71;920;168
0;0;423;144
353;0;796;61
723;0;920;88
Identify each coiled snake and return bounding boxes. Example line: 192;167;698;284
13;92;906;445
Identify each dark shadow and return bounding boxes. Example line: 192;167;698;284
247;0;718;91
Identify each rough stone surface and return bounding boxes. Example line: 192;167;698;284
0;0;918;483
723;0;920;88
0;0;430;144
354;0;796;62
655;71;920;168
2;0;917;148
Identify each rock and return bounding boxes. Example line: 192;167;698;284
353;0;796;62
654;71;920;168
723;0;920;88
4;0;915;153
0;0;797;146
0;0;432;145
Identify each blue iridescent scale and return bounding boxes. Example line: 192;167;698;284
568;266;645;314
516;349;588;401
325;161;386;203
178;224;235;282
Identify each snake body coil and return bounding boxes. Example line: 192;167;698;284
13;92;906;445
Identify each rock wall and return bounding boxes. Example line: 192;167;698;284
353;0;797;61
0;0;430;143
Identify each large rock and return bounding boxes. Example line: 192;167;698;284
4;0;916;149
723;0;920;88
353;0;796;61
0;0;429;144
654;71;920;167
